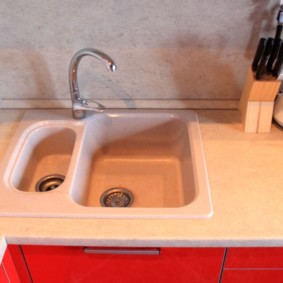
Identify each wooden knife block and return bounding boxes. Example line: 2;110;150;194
239;67;281;133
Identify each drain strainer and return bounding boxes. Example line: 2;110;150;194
100;187;134;207
35;174;65;192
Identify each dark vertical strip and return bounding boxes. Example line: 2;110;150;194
218;248;228;283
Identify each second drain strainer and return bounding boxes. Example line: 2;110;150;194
100;187;134;207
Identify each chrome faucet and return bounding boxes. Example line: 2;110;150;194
69;48;117;119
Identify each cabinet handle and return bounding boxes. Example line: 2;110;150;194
83;247;160;255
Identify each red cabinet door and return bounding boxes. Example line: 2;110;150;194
222;248;283;283
222;270;283;283
7;245;32;283
225;247;283;268
22;245;225;283
2;249;21;283
0;265;8;283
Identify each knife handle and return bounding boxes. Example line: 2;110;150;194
272;43;283;77
266;39;282;72
255;38;274;80
275;24;283;40
252;38;266;72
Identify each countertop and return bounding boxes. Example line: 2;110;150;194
0;109;283;247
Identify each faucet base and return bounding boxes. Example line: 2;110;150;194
72;109;86;119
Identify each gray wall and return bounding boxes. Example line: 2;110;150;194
0;0;279;105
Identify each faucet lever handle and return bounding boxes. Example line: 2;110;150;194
73;99;105;113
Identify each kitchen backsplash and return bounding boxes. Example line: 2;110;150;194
0;0;278;108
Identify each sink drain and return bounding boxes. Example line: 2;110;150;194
100;187;134;207
35;174;65;192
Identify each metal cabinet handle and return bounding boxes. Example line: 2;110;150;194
83;247;160;255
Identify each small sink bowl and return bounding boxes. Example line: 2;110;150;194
12;127;75;192
0;109;212;219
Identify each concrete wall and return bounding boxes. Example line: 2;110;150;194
0;0;279;108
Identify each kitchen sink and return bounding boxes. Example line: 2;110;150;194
12;126;76;192
0;109;212;219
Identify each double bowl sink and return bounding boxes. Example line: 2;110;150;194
0;109;212;219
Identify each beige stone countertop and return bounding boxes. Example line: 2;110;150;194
0;109;283;247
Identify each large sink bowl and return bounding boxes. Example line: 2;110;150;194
0;109;212;219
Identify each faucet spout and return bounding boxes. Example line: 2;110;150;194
69;48;117;119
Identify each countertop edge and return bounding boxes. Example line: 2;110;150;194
0;236;7;263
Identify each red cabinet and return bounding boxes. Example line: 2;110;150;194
222;248;283;283
20;245;225;283
222;270;283;283
1;248;22;283
7;245;31;283
9;245;283;282
225;247;283;268
0;265;8;283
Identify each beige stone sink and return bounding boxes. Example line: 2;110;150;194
0;109;212;219
12;127;76;192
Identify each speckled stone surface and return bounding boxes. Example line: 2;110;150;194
0;0;279;103
1;109;283;247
